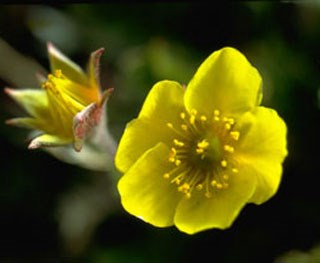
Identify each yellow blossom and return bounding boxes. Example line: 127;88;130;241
115;47;288;234
5;42;112;152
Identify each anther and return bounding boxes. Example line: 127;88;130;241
175;159;181;166
189;115;196;125
163;173;170;179
216;183;223;189
173;139;184;147
213;110;220;116
196;184;203;190
221;160;228;168
197;140;209;149
200;115;207;122
196;148;204;154
178;183;190;193
48;74;54;81
232;168;239;173
225;123;231;130
214;116;220;121
55;69;62;78
191;109;198;115
222;175;229;180
227;118;235;125
223;145;234;153
166;123;174;129
211;180;217;187
180;112;186;119
230;131;240;141
181;124;188;131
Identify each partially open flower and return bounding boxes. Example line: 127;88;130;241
115;47;288;234
5;42;112;152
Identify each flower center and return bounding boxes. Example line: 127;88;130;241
164;109;240;199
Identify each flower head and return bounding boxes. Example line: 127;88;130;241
5;42;112;152
115;47;288;234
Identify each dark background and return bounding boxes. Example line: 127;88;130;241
0;2;319;263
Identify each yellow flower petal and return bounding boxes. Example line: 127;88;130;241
5;88;48;118
184;47;262;117
234;106;288;204
174;168;256;234
115;80;185;173
118;143;181;227
138;80;185;120
47;42;87;85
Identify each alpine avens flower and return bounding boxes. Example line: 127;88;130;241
115;47;288;234
5;43;112;152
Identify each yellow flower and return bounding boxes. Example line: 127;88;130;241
5;42;112;152
115;47;288;234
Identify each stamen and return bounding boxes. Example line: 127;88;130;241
55;69;62;78
222;175;229;180
221;160;228;168
196;139;209;155
211;180;217;187
166;122;189;139
173;139;184;147
232;168;239;173
181;124;188;131
225;123;231;130
178;183;190;193
213;116;220;121
224;145;234;153
167;122;174;129
189;115;196;125
180;112;186;120
190;109;198;115
216;183;223;189
163;173;170;179
230;131;240;141
197;139;209;149
200;115;207;122
168;148;176;162
189;109;198;125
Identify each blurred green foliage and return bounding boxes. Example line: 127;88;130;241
0;2;319;263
